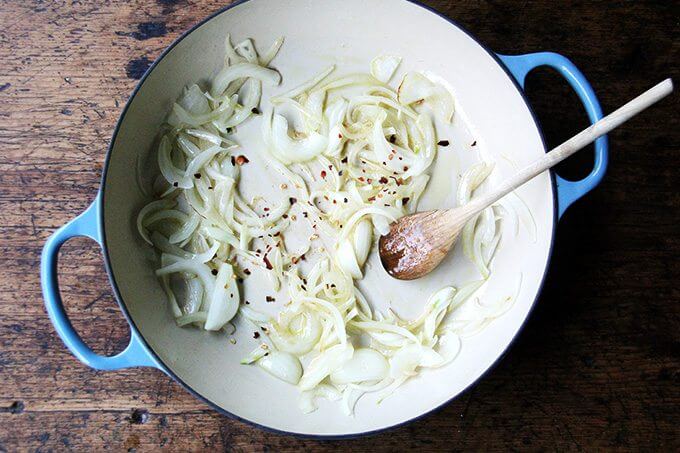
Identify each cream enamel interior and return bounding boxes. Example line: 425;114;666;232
103;0;554;436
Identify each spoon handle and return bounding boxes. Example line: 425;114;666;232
458;78;673;221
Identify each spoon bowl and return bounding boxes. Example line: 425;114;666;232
379;210;462;280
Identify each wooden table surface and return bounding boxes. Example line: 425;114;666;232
1;0;678;450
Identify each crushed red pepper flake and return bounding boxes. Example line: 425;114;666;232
320;170;327;178
471;140;477;146
341;157;348;163
437;140;450;146
211;269;218;276
194;173;201;179
265;296;275;302
289;197;297;205
253;331;260;338
379;176;388;184
389;176;404;186
235;155;249;165
263;256;273;270
230;156;236;166
402;197;410;205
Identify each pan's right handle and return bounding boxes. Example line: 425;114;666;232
499;52;609;218
41;195;159;370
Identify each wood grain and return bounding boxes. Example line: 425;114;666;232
0;0;678;451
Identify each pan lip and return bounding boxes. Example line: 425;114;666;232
98;0;557;439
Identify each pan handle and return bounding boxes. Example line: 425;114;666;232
498;52;608;218
40;195;159;370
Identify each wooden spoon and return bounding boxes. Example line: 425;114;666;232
379;78;673;280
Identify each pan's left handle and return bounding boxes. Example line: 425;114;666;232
41;195;159;370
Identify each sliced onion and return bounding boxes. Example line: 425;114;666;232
261;36;285;64
272;65;335;103
150;231;191;259
352;218;373;266
330;348;389;384
210;62;281;97
257;351;303;385
176;311;208;327
222;79;261;128
370;55;402;83
204;262;239;330
156;260;215;305
298;343;354;391
269;113;328;163
158;135;190;188
168;212;200;244
137;198;176;245
389;343;423;378
398;72;455;122
336;237;362;279
269;311;322;355
299;384;342;414
178;84;210;115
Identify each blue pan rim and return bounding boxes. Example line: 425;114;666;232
98;0;557;440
